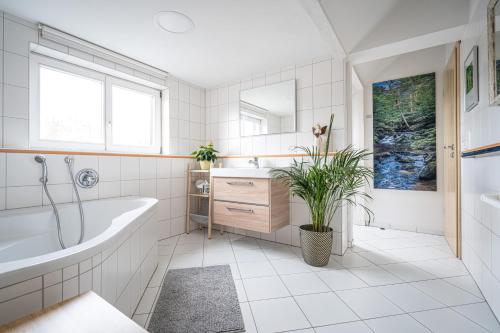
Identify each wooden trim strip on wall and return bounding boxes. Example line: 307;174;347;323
462;142;500;158
0;149;193;158
0;149;336;159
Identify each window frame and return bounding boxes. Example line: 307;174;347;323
29;54;107;151
29;54;163;154
105;76;161;153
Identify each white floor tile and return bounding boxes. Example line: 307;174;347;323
381;262;437;282
309;257;345;271
411;279;482;306
336;288;404;319
332;253;373;268
203;250;235;265
357;249;404;265
169;253;203;268
173;242;203;254
239;302;257;333
294;292;358;326
135;287;159;314
349;266;402;286
234;250;268;262
242;276;290;301
262;246;297;260
365;314;431;333
376;284;445;312
317;269;368;291
444;275;484;299
314;321;372;333
250;297;310;333
411;308;489;333
271;258;312;275
412;258;469;278
234;279;248;302
452;302;500;333
238;261;276;278
281;272;330;295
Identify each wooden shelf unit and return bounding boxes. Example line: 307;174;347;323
185;166;222;238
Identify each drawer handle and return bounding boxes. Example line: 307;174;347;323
226;207;254;214
226;181;254;186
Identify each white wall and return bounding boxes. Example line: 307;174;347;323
358;46;447;235
205;56;350;254
459;0;500;319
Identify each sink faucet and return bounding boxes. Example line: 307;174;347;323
248;157;259;168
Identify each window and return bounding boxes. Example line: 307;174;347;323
30;54;162;153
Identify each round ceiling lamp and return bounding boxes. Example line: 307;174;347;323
154;11;195;34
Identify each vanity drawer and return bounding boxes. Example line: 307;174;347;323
213;177;269;205
213;201;270;233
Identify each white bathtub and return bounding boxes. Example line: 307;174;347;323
0;197;159;325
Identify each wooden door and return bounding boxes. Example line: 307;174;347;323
443;42;461;257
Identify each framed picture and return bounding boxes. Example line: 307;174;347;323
465;45;479;112
373;73;436;191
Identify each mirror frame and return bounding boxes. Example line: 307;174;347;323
488;0;500;104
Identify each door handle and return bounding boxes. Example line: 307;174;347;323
226;181;254;186
226;207;254;214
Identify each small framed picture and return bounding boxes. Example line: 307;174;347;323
465;45;479;112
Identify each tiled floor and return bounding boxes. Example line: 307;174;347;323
132;225;500;333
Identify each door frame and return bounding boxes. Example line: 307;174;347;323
444;41;462;258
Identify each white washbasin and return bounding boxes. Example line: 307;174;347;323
210;167;274;178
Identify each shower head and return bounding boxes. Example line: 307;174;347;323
34;155;46;164
34;155;48;183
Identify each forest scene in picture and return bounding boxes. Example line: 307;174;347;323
373;72;436;191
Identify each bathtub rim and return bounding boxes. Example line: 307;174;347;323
0;196;158;289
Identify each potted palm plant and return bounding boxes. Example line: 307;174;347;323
191;143;219;170
271;114;373;266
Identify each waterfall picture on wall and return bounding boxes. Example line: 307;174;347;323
373;72;436;191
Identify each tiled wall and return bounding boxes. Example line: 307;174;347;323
459;0;500;319
0;11;205;155
205;56;349;254
0;152;192;239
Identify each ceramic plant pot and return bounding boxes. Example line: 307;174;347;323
199;160;211;170
299;224;333;267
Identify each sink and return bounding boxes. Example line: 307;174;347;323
210;167;274;178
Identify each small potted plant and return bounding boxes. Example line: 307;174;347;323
271;114;373;266
192;143;219;170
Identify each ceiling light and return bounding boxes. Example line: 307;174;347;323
154;11;195;34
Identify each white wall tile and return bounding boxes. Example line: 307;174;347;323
4;19;37;56
43;283;62;307
3;85;28;119
296;64;313;89
43;184;72;205
0;291;42;325
313;60;332;86
6;185;41;209
121;157;140;180
6;153;39;186
3;52;28;88
313;83;332;109
99;156;121;181
99;181;121;199
4;117;28;148
139;158;156;180
0;277;42;303
140;179;156;197
62;276;78;300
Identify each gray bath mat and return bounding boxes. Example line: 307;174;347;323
148;265;245;333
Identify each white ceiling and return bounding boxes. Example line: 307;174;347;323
320;0;469;53
0;0;471;88
354;45;447;86
0;0;335;88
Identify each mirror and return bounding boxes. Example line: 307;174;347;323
488;0;500;104
239;80;296;136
